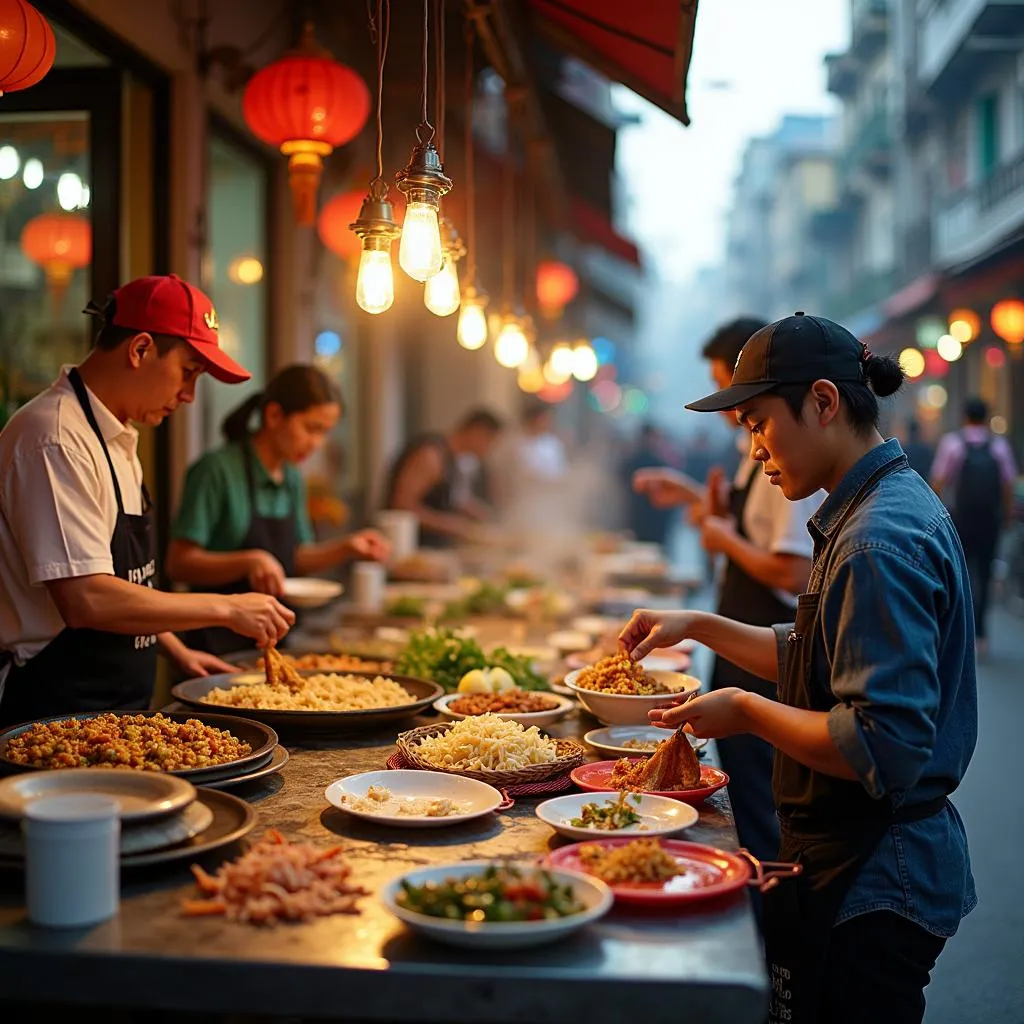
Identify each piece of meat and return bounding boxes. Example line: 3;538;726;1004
611;728;701;791
263;644;305;692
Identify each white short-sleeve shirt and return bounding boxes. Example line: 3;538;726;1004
0;368;144;671
732;442;824;607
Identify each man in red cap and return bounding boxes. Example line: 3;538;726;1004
0;274;295;724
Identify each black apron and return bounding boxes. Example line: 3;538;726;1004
384;433;456;549
184;442;297;657
764;453;948;1023
711;462;795;865
0;368;158;726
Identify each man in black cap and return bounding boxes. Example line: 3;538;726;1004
621;313;976;1024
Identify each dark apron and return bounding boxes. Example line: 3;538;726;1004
0;368;158;727
384;433;456;549
184;442;297;657
711;462;796;865
764;453;948;1023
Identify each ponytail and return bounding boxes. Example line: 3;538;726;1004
220;364;342;444
221;392;264;442
863;353;905;399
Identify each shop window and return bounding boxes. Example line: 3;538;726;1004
201;131;269;450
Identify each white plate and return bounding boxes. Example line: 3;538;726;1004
584;725;707;759
433;692;575;729
571;615;619;639
504;589;576;618
381;861;613;949
282;577;344;608
325;770;503;828
0;768;197;823
563;669;701;726
535;791;700;842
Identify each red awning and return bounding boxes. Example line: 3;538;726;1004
527;0;699;125
571;198;640;265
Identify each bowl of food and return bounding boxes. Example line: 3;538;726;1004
563;655;700;726
282;577;344;609
325;769;504;828
434;690;575;729
381;861;612;949
583;725;707;759
535;791;699;842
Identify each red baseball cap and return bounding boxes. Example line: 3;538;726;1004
108;274;251;384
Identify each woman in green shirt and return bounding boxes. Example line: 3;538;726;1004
167;365;388;654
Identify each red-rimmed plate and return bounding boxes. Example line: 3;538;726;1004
546;838;751;906
569;760;729;805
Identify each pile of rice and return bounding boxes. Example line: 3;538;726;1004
201;674;415;712
413;714;557;771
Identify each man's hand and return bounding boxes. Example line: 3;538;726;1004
706;466;731;517
700;514;738;556
618;608;705;662
225;594;295;648
343;529;391;562
632;468;694;509
246;550;287;596
648;687;750;737
171;647;237;679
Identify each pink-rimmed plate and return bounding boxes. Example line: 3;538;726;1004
546;838;752;907
569;760;729;805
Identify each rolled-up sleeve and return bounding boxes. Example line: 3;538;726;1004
822;547;943;800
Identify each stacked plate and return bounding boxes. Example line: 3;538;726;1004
0;770;257;868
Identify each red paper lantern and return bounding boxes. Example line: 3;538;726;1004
243;23;370;226
536;260;579;317
0;0;55;96
991;299;1024;346
21;211;91;307
317;189;370;262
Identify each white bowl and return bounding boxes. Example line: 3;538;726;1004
282;577;344;608
325;770;503;829
381;860;613;949
546;630;592;655
433;692;575;729
535;792;699;842
504;589;576;618
583;725;707;759
563;668;701;726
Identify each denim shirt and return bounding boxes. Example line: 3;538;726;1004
773;439;977;937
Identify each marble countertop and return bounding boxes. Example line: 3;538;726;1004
0;706;767;1023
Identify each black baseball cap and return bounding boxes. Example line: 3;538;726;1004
686;311;868;413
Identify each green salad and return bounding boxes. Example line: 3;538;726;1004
397;865;584;922
569;792;643;831
395;628;550;692
386;595;428;618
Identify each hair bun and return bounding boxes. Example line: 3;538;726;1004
864;354;905;398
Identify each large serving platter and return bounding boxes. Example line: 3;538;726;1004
172;670;443;731
0;710;278;783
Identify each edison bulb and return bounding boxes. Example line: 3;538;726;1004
495;319;529;368
571;342;598;381
458;299;488;350
355;246;395;314
549;343;575;378
424;256;461;316
0;146;19;180
543;357;571;385
399;201;443;281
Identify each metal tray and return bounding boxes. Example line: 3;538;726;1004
0;710;278;782
198;744;289;790
171;670;443;731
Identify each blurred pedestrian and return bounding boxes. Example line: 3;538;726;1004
620;423;675;545
902;419;935;479
931;397;1017;655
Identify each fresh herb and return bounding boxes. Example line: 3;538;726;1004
397;865;584;922
569;792;644;831
386;596;427;618
395;628;550;692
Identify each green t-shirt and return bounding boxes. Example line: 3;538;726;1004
171;441;315;553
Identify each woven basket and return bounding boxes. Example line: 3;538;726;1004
396;721;587;787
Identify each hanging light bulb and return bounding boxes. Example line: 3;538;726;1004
543;355;571;386
458;285;489;350
518;348;544;392
549;343;575;379
495;313;529;368
396;0;452;281
571;340;598;381
57;172;83;211
0;145;19;180
23;157;43;189
424;217;466;316
348;0;401;315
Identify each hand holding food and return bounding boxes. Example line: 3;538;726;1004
631;467;693;509
700;514;738;555
648;686;749;738
225;593;295;647
246;550;287;596
345;528;391;563
618;609;701;663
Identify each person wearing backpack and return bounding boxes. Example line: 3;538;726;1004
931;397;1017;655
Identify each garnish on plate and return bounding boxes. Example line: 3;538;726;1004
569;791;644;831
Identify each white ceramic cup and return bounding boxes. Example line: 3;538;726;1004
351;560;386;613
22;794;120;928
377;510;419;562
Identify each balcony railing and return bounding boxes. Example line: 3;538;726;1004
935;150;1024;265
851;0;889;61
826;51;860;99
842;104;891;183
900;218;933;285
